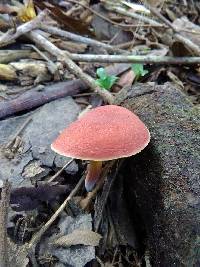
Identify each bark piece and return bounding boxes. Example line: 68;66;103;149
0;79;86;120
115;83;200;266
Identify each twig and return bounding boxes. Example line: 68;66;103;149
0;50;35;64
0;80;87;120
27;30;114;104
67;0;160;29
5;117;32;149
40;25;125;54
47;158;74;183
0;10;48;48
0;180;11;267
79;161;115;210
70;53;200;64
27;174;85;248
148;6;200;56
104;3;163;27
24;44;58;75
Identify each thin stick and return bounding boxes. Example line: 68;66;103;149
24;44;58;75
104;4;163;27
0;180;11;267
70;53;200;64
47;158;74;183
5;117;32;149
67;0;161;29
27;174;85;249
40;25;125;54
27;30;114;104
0;10;48;48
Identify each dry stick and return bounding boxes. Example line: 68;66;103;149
104;4;163;27
47;158;74;183
0;10;48;47
0;80;87;120
67;0;159;29
5;117;32;149
70;53;200;64
0;180;11;267
40;25;125;54
148;6;200;56
27;175;85;249
27;30;114;104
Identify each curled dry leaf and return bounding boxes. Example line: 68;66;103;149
112;69;135;92
18;0;36;22
53;229;102;247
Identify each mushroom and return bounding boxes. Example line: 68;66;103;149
51;105;150;192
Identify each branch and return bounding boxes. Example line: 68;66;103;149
28;175;85;248
40;25;125;54
0;10;48;48
27;30;114;104
70;53;200;64
0;80;87;120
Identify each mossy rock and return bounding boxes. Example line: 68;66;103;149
115;83;200;266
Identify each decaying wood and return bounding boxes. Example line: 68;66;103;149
0;180;11;267
0;80;87;120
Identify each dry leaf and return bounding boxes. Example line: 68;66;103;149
53;229;102;247
117;69;135;88
112;69;135;93
121;1;150;14
0;64;17;80
18;0;36;22
34;0;92;36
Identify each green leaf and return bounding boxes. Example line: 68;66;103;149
131;64;148;80
96;67;118;90
96;67;107;79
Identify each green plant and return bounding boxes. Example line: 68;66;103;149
131;64;148;81
96;67;118;90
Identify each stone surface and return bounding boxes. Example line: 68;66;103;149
40;214;95;267
0;97;80;187
115;83;200;267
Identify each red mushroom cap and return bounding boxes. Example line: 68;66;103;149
51;105;150;161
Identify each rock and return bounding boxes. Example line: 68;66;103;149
0;97;80;186
115;83;200;266
39;214;95;267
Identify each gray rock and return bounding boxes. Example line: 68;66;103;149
54;214;95;267
54;155;79;174
0;97;80;186
115;83;200;266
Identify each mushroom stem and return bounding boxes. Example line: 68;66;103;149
85;161;103;192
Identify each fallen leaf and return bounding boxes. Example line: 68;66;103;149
18;0;36;22
53;229;102;247
117;69;135;88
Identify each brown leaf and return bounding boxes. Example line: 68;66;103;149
53;229;102;247
34;0;93;36
112;69;135;93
